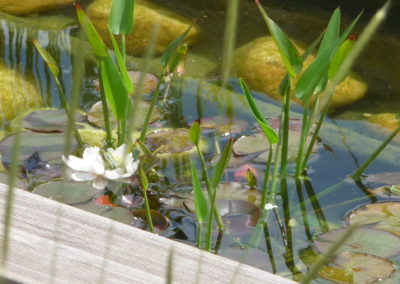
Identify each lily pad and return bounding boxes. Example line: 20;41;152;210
217;200;261;227
87;100;161;129
145;128;204;158
0;173;28;190
319;252;396;284
102;207;134;225
365;172;400;185
0;131;77;167
133;209;169;233
21;109;85;133
345;202;400;236
368;185;400;199
199;116;249;137
233;119;316;163
74;203;134;225
32;181;96;204
313;227;400;258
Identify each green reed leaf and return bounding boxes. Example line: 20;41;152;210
191;161;209;224
255;0;302;77
33;40;59;77
211;138;233;189
160;23;193;68
317;8;340;56
240;78;278;144
108;27;133;94
108;0;135;35
189;121;201;146
328;37;355;80
100;57;129;120
76;4;108;59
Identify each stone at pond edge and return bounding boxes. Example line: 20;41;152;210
87;0;200;57
232;36;367;109
0;63;43;123
0;0;77;15
367;113;399;131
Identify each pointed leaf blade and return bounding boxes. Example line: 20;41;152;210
109;0;135;35
191;161;209;224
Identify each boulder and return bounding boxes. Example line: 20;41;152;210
232;36;367;109
0;63;43;124
367;113;399;131
0;0;76;15
86;0;200;56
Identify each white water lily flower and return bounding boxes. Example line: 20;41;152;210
104;144;139;180
62;146;108;190
264;203;278;211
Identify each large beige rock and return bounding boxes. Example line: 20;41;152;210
87;0;200;57
0;0;76;15
232;36;367;109
0;63;43;123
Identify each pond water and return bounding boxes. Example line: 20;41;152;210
0;0;399;283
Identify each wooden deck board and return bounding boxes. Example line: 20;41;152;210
0;184;296;283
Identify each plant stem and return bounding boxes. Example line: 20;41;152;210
260;146;273;209
351;125;400;179
142;187;154;233
53;77;84;148
196;145;224;230
98;65;114;148
279;77;291;178
139;72;164;142
295;102;311;178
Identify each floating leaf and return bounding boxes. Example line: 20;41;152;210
346;202;400;236
217;199;261;227
0;173;28;190
0;131;77;167
199;116;248;137
233;119;316;163
313;227;400;258
87;100;160;129
189;121;201;146
319;252;396;284
21;109;85;133
369;184;400;199
365;173;400;185
102;207;134;224
133;209;169;233
145;128;197;155
95;195;118;207
32;181;96;204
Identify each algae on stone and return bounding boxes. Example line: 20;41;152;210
0;63;43;124
232;36;367;109
0;0;77;15
86;0;200;56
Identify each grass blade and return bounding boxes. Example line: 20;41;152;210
140;164;154;233
108;27;133;94
239;78;278;144
160;23;193;68
255;0;302;77
328;37;355;80
100;57;129;121
76;4;108;59
211;138;233;189
108;0;135;35
33;39;59;77
191;161;209;224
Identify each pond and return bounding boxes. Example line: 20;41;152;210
0;0;399;283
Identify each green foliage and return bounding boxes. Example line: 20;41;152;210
108;0;135;35
239;78;278;144
191;161;209;224
210;139;233;189
255;0;302;78
189;121;201;146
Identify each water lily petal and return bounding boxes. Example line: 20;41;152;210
62;155;88;172
107;144;127;165
124;158;139;176
105;168;124;180
71;172;97;182
92;176;108;190
82;147;104;174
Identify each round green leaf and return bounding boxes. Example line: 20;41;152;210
32;181;96;204
346;202;400;236
102;207;134;225
319;252;396;284
313;227;400;258
133;209;169;233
